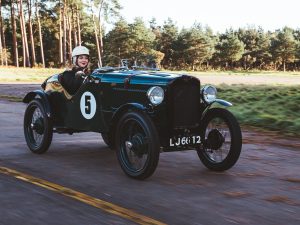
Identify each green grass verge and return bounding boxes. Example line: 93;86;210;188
217;84;300;137
1;67;300;83
0;95;23;102
0;67;64;82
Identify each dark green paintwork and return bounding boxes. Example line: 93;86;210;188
24;69;209;150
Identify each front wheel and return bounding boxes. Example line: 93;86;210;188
24;99;53;154
197;108;242;171
115;110;160;179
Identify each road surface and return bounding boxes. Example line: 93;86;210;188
0;83;299;224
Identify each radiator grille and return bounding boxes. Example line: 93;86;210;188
170;76;200;129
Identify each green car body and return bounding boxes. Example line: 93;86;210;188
23;68;242;179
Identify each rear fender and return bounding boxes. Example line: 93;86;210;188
23;90;52;117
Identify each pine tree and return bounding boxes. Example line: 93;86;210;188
271;27;297;71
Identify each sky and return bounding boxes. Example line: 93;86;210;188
118;0;300;33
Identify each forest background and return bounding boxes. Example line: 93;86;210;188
1;0;300;136
1;0;300;72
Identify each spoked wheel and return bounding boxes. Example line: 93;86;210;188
197;108;242;171
24;99;53;154
115;110;160;179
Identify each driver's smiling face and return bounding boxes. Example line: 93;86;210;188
77;55;89;68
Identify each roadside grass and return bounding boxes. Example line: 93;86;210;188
0;95;22;102
1;67;300;83
0;67;63;82
217;84;300;137
171;70;300;76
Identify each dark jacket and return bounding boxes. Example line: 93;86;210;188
58;68;84;95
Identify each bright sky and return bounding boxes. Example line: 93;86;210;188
119;0;300;33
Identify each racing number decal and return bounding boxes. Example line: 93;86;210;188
85;95;91;114
80;92;96;119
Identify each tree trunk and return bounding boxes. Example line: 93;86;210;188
67;14;72;65
0;0;3;66
90;1;101;67
19;0;31;67
10;0;19;67
62;0;67;66
98;1;104;66
71;6;78;47
76;4;81;45
27;0;36;67
0;14;8;66
93;15;101;67
18;0;26;67
36;1;45;67
243;56;247;70
59;3;63;64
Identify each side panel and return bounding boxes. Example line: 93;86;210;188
63;82;105;132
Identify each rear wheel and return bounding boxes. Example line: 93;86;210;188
115;110;160;179
24;99;53;154
197;108;242;171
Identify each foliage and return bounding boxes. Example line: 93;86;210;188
218;84;300;136
215;31;245;68
1;1;300;71
270;27;297;71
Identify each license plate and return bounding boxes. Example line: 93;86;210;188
169;136;201;147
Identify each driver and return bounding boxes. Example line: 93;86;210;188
59;46;90;95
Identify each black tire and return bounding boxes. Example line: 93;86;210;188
101;133;113;150
115;110;160;179
197;108;242;171
24;99;53;154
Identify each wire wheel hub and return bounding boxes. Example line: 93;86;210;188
206;129;225;150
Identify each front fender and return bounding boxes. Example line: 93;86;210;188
23;90;52;117
112;103;147;121
212;99;233;107
109;103;146;130
201;99;232;120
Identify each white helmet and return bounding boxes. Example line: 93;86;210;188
72;46;89;65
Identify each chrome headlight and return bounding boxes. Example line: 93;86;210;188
147;86;164;105
201;85;217;103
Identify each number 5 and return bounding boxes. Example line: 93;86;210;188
85;95;91;114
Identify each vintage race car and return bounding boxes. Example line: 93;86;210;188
23;66;242;179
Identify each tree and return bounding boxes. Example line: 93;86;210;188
0;0;4;65
127;18;156;62
10;0;18;67
255;29;272;69
89;0;121;67
236;27;260;69
271;27;297;71
178;24;215;70
157;18;178;68
104;18;130;65
214;31;244;68
36;0;45;67
18;0;30;67
27;0;36;67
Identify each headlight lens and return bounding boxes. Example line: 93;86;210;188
201;85;217;103
147;86;164;105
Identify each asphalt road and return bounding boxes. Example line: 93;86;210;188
0;99;300;225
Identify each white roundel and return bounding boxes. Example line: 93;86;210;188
80;92;96;119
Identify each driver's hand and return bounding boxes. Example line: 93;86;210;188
75;71;86;78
